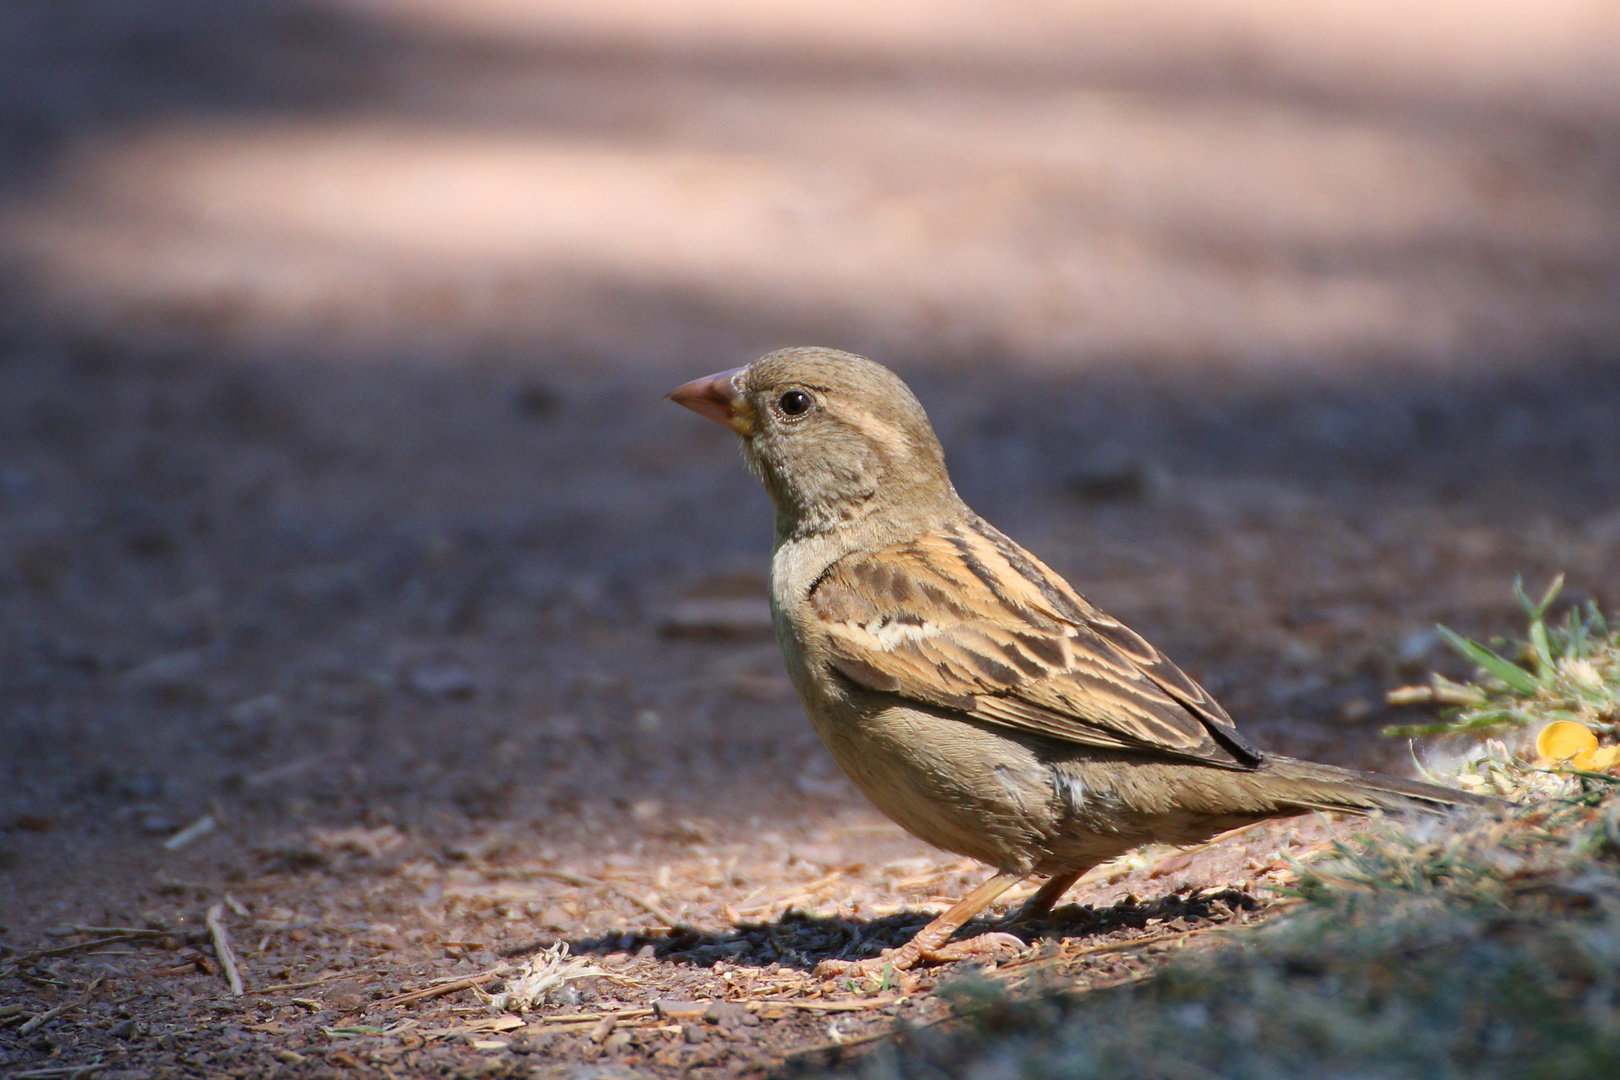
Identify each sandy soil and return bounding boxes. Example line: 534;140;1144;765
1;1;1618;1076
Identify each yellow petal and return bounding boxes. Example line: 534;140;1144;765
1536;721;1598;762
1590;746;1620;770
1571;748;1597;770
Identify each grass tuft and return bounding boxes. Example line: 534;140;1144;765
1385;575;1620;743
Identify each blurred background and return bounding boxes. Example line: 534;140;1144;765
5;0;1620;367
2;0;1618;926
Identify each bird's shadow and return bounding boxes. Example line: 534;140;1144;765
507;886;1261;972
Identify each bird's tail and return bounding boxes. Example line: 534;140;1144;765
1259;755;1497;814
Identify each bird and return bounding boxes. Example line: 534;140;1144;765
667;346;1489;976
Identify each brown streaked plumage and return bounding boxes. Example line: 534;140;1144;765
809;520;1262;768
668;346;1493;976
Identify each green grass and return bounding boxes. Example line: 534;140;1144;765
822;583;1620;1080
1385;575;1620;742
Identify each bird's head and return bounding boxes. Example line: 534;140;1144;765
668;347;961;539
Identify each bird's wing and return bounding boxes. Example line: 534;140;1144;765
807;519;1263;768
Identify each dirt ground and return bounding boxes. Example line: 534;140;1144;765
2;2;1620;1077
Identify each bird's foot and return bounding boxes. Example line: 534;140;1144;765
1004;870;1083;926
816;932;1025;978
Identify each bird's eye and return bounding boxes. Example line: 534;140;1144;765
777;390;814;416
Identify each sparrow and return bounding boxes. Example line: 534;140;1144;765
668;346;1489;976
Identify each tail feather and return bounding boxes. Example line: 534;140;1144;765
1260;755;1496;814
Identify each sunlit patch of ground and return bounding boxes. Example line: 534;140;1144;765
2;0;1618;368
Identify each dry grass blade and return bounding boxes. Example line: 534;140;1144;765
380;966;521;1008
614;890;683;929
16;934;150;962
9;1066;107;1080
164;814;217;851
245;971;347;995
1063;923;1223;960
752;997;899;1012
529;1007;656;1026
205;903;244;996
18;1001;79;1036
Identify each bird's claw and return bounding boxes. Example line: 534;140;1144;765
816;931;1025;978
924;931;1026;962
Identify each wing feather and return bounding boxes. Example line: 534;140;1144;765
808;520;1262;767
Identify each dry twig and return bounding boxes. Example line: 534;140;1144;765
752;996;899;1012
17;1001;78;1036
245;971;346;995
16;934;150;963
164;814;217;851
528;1007;656;1026
10;1065;108;1080
205;903;244;996
380;966;520;1008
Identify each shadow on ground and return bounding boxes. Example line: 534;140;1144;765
551;888;1263;973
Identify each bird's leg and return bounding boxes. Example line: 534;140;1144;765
1007;869;1083;923
817;871;1026;978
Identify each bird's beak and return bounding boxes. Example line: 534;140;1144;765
666;366;754;435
